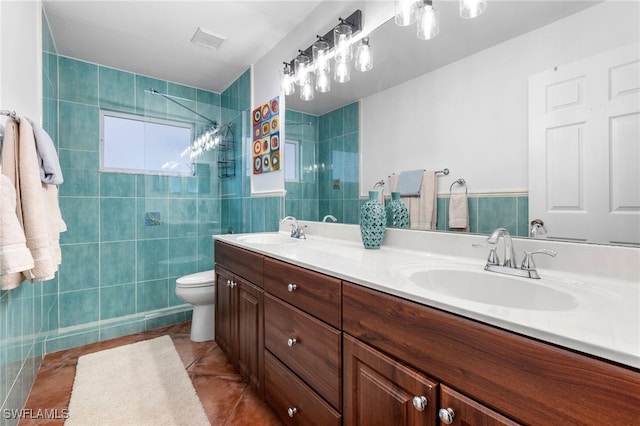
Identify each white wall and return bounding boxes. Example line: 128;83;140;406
0;0;42;122
361;1;640;195
251;0;392;195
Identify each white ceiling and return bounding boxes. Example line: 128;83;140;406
43;0;600;115
43;0;323;93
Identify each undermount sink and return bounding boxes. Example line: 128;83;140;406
236;233;300;245
398;266;578;311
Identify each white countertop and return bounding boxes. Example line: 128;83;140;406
215;222;640;369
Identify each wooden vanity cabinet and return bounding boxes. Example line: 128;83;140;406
343;281;640;425
263;257;343;424
343;334;438;426
214;241;264;398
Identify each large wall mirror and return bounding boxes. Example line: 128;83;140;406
284;0;639;246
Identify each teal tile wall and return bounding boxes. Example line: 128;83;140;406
50;54;229;352
284;110;320;221
317;102;361;224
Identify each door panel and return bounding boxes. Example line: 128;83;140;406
529;42;640;244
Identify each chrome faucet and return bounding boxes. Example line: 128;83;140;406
279;216;307;239
487;227;517;268
322;215;337;223
475;227;557;279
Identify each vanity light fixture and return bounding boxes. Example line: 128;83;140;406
280;62;295;96
417;0;439;40
396;0;485;39
294;51;311;86
281;10;365;101
355;37;373;72
460;0;487;19
300;76;315;101
394;0;421;26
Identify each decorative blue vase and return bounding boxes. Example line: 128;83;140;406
360;191;386;249
386;192;409;229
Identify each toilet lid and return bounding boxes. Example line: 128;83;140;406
176;270;215;288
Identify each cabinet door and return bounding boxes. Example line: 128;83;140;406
215;267;236;361
236;276;264;398
343;334;437;426
439;385;520;426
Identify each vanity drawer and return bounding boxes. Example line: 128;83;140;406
265;351;341;426
215;240;263;287
264;257;341;328
265;293;342;410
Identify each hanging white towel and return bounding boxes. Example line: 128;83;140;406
449;193;469;231
1;174;35;289
390;171;437;230
1;118;66;288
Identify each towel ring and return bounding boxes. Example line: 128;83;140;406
450;178;467;194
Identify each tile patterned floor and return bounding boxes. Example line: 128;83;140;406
19;322;282;425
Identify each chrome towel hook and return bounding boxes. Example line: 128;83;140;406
450;178;467;194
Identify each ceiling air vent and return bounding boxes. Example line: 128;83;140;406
191;27;226;50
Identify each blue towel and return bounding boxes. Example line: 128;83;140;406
397;169;424;196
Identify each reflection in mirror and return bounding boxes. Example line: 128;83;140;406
284;1;640;246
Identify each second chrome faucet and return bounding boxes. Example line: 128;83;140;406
280;216;307;239
475;227;556;279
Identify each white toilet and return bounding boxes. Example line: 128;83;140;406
175;270;215;342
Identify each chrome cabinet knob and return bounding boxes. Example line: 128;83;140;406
439;408;455;424
226;279;231;287
412;396;428;411
287;338;297;347
287;407;298;417
229;280;237;288
287;283;297;292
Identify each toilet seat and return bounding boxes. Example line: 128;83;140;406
176;270;215;288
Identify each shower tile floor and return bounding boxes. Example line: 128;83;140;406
19;322;282;425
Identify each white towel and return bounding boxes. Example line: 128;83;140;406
449;193;469;231
1;174;35;289
397;169;424;196
1;118;66;287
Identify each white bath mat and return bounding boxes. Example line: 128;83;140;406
66;335;209;426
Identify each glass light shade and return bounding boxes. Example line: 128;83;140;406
355;38;373;72
300;76;315;101
280;67;295;95
334;23;353;63
417;2;439;40
316;71;331;93
312;39;331;75
460;0;487;19
294;53;310;86
394;0;421;26
334;58;351;83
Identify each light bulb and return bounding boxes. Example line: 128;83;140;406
355;38;373;72
316;71;331;93
334;59;350;83
280;65;295;95
313;39;331;75
294;53;310;86
394;0;421;26
300;76;315;101
334;23;353;63
460;0;486;19
417;1;439;40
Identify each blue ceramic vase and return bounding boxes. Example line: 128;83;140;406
360;191;386;249
386;192;409;228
